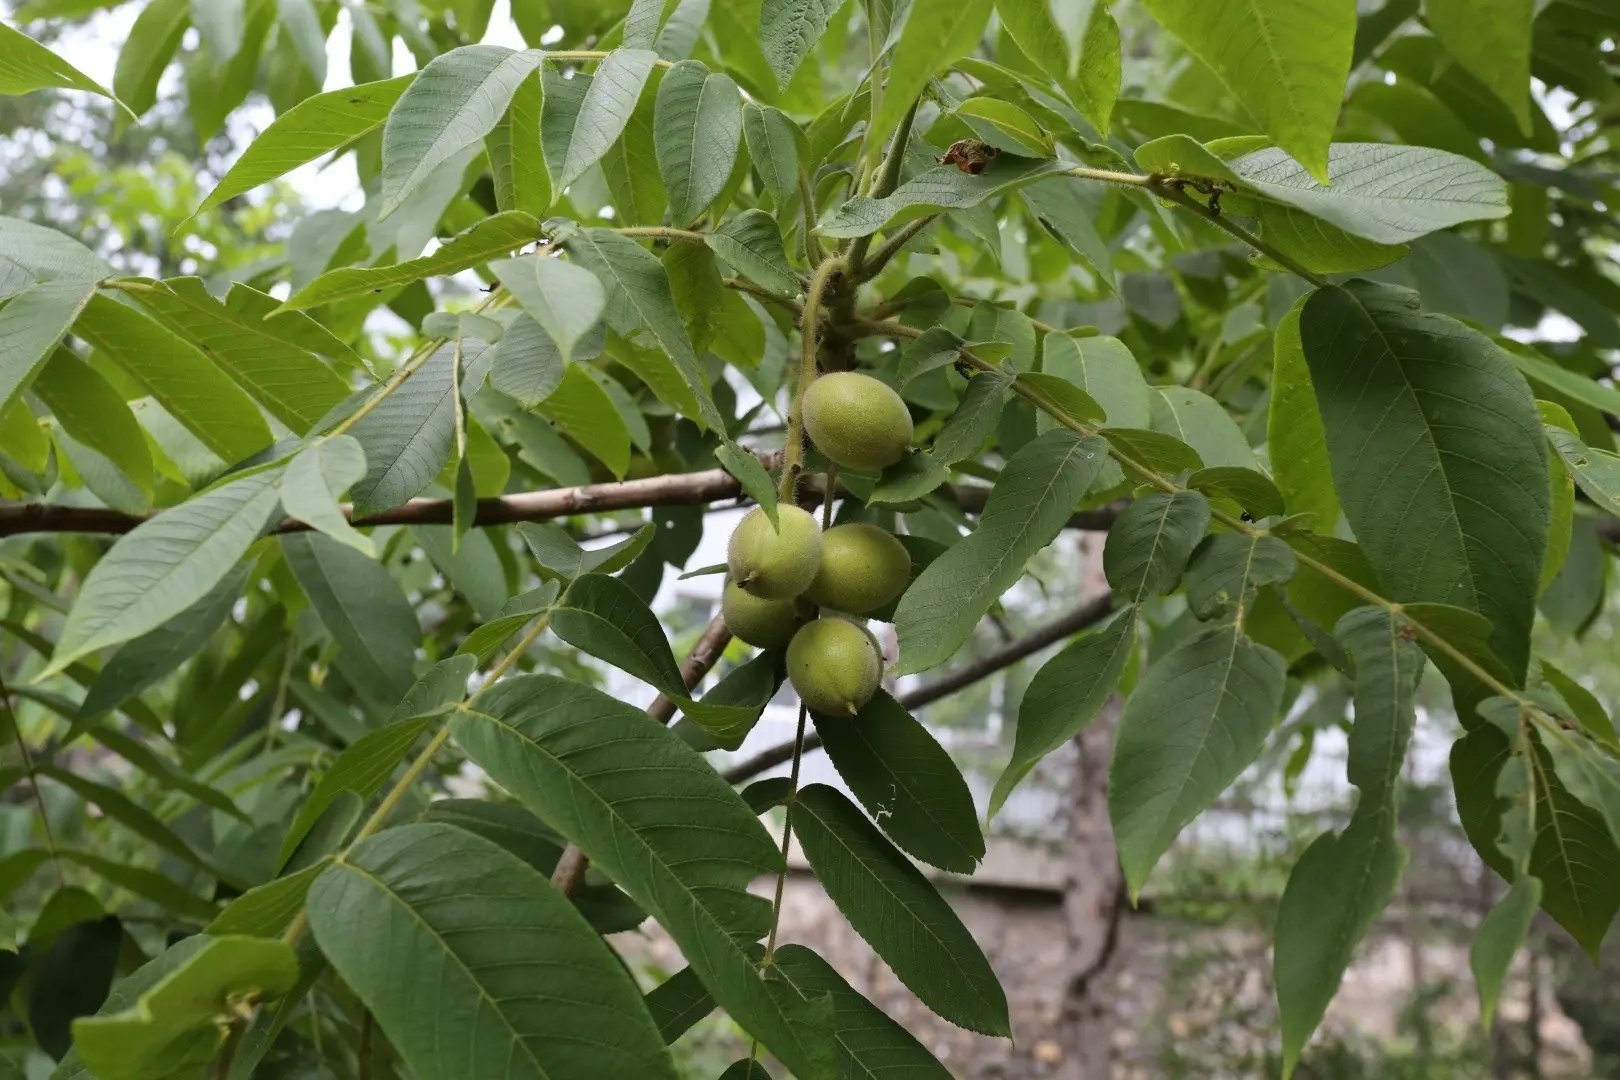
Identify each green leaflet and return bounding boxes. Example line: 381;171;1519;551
868;0;994;165
276;716;431;866
70;936;298;1080
759;0;840;89
122;277;351;432
820;156;1066;240
556;225;722;430
347;340;458;516
44;470;279;676
991;608;1135;819
1041;334;1148;428
930;370;1011;466
707;210;799;297
1149;386;1257;470
894;430;1110;675
549;573;758;742
1426;0;1532;133
1470;874;1542;1029
280;212;540;311
742;103;800;208
811;690;984;873
1301;280;1547;683
72;293;274;463
0;215;112;296
37;764;222;878
713;441;779;526
0;20;121;103
452;676;836;1079
196;75;415;213
486;70;551;218
114;0;189;118
519;523;656;581
79;562;249;718
1544;730;1620;854
550;48;659;190
1545;426;1620;514
1184;533;1298;620
536;363;632;477
1109;623;1286;896
33;350;153;500
1102;490;1211;602
1186;466;1287;521
281;435;372;555
792;785;1010;1036
1267;296;1339;528
1139;0;1352;181
771;945;954;1078
307;823;678;1080
0;279;97;414
644;966;716;1044
1451;723;1620;956
1274;607;1424;1076
378;45;545;217
489;255;605;365
281;532;420;706
654;60;743;223
455;581;560;663
207;861;328;937
422;798;648;935
1229;144;1509;244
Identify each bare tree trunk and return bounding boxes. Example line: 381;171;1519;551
1056;699;1126;1080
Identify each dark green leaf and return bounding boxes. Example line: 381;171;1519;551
655;60;743;222
1185;533;1298;620
347;341;458;516
812;690;984;873
1102;490;1211;602
644;966;715;1044
281;531;419;706
895;431;1110;674
1301;280;1547;681
1109;623;1286;895
793;785;1010;1036
453;675;836;1079
708;210;799;297
307;822;677;1080
992;608;1134;818
45;471;278;675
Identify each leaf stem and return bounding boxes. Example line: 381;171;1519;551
780;255;846;500
0;672;65;887
851;213;939;284
1061;165;1154;187
612;226;708;245
1149;182;1332;289
544;49;676;70
761;701;810;969
848;100;919;272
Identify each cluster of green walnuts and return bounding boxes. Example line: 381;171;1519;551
722;372;916;716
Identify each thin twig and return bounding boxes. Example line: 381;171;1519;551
0;670;65;887
723;593;1115;784
1149;181;1332;289
848;100;920;272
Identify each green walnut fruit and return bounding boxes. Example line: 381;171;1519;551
805;524;912;615
787;617;884;716
803;371;914;473
727;505;822;599
722;579;812;649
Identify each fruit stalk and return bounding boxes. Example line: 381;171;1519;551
780;254;846;500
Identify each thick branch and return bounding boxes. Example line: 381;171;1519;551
721;592;1116;784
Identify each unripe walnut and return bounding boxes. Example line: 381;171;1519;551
805;523;911;615
786;616;884;716
722;579;812;649
803;371;914;474
726;505;822;599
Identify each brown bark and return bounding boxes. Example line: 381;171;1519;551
1056;699;1127;1080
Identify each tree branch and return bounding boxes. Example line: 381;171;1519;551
721;592;1116;784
